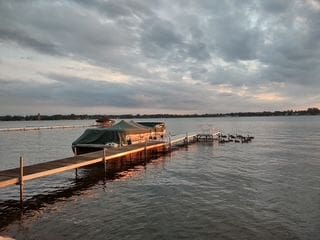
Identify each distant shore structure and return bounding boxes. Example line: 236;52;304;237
95;117;115;128
0;124;97;132
0;108;319;121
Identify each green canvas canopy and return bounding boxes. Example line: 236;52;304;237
137;122;164;128
72;128;123;146
137;122;165;131
129;120;152;130
72;120;150;147
112;120;150;134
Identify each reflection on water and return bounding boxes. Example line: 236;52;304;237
0;149;165;231
0;117;320;239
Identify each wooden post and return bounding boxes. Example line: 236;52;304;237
169;135;172;152
185;132;189;147
19;156;24;209
144;141;147;164
74;147;78;179
103;148;107;176
162;142;166;154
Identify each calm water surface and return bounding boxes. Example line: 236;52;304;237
0;117;319;239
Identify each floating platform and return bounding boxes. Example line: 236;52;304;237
196;134;216;142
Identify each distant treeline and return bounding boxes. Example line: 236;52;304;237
0;108;319;121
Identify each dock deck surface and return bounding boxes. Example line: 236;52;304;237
0;141;166;188
0;134;198;189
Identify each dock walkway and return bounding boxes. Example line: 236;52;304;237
0;134;197;189
0;142;163;189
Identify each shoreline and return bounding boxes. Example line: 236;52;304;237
1;113;320;122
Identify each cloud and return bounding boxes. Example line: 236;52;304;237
0;0;319;114
0;28;59;55
260;0;291;13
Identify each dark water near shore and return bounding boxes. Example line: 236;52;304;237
0;117;320;239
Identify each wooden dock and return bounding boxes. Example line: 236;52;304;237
0;131;255;210
197;134;216;142
0;134;197;190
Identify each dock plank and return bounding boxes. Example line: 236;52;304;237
0;135;197;190
0;141;167;189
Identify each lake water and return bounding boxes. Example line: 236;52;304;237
0;117;319;239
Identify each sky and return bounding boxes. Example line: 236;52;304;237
0;0;320;115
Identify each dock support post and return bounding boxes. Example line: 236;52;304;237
169;135;172;152
144;141;147;165
103;148;107;177
19;156;24;209
74;147;78;179
185;132;189;147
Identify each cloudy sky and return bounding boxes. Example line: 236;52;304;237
0;0;319;115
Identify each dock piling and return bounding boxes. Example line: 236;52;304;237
103;148;107;176
185;132;189;147
144;141;147;164
74;147;78;179
19;156;24;209
0;135;200;193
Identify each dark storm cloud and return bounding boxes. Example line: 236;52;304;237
257;2;320;86
140;15;212;63
0;1;142;73
43;73;212;111
76;0;155;19
206;12;261;61
0;76;139;108
260;0;291;13
0;0;319;114
140;17;183;60
0;74;209;112
206;65;258;87
0;28;59;55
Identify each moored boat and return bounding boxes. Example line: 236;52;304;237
72;120;166;154
95;117;115;127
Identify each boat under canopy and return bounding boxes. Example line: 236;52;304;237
137;122;166;136
95;117;115;127
72;120;164;154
